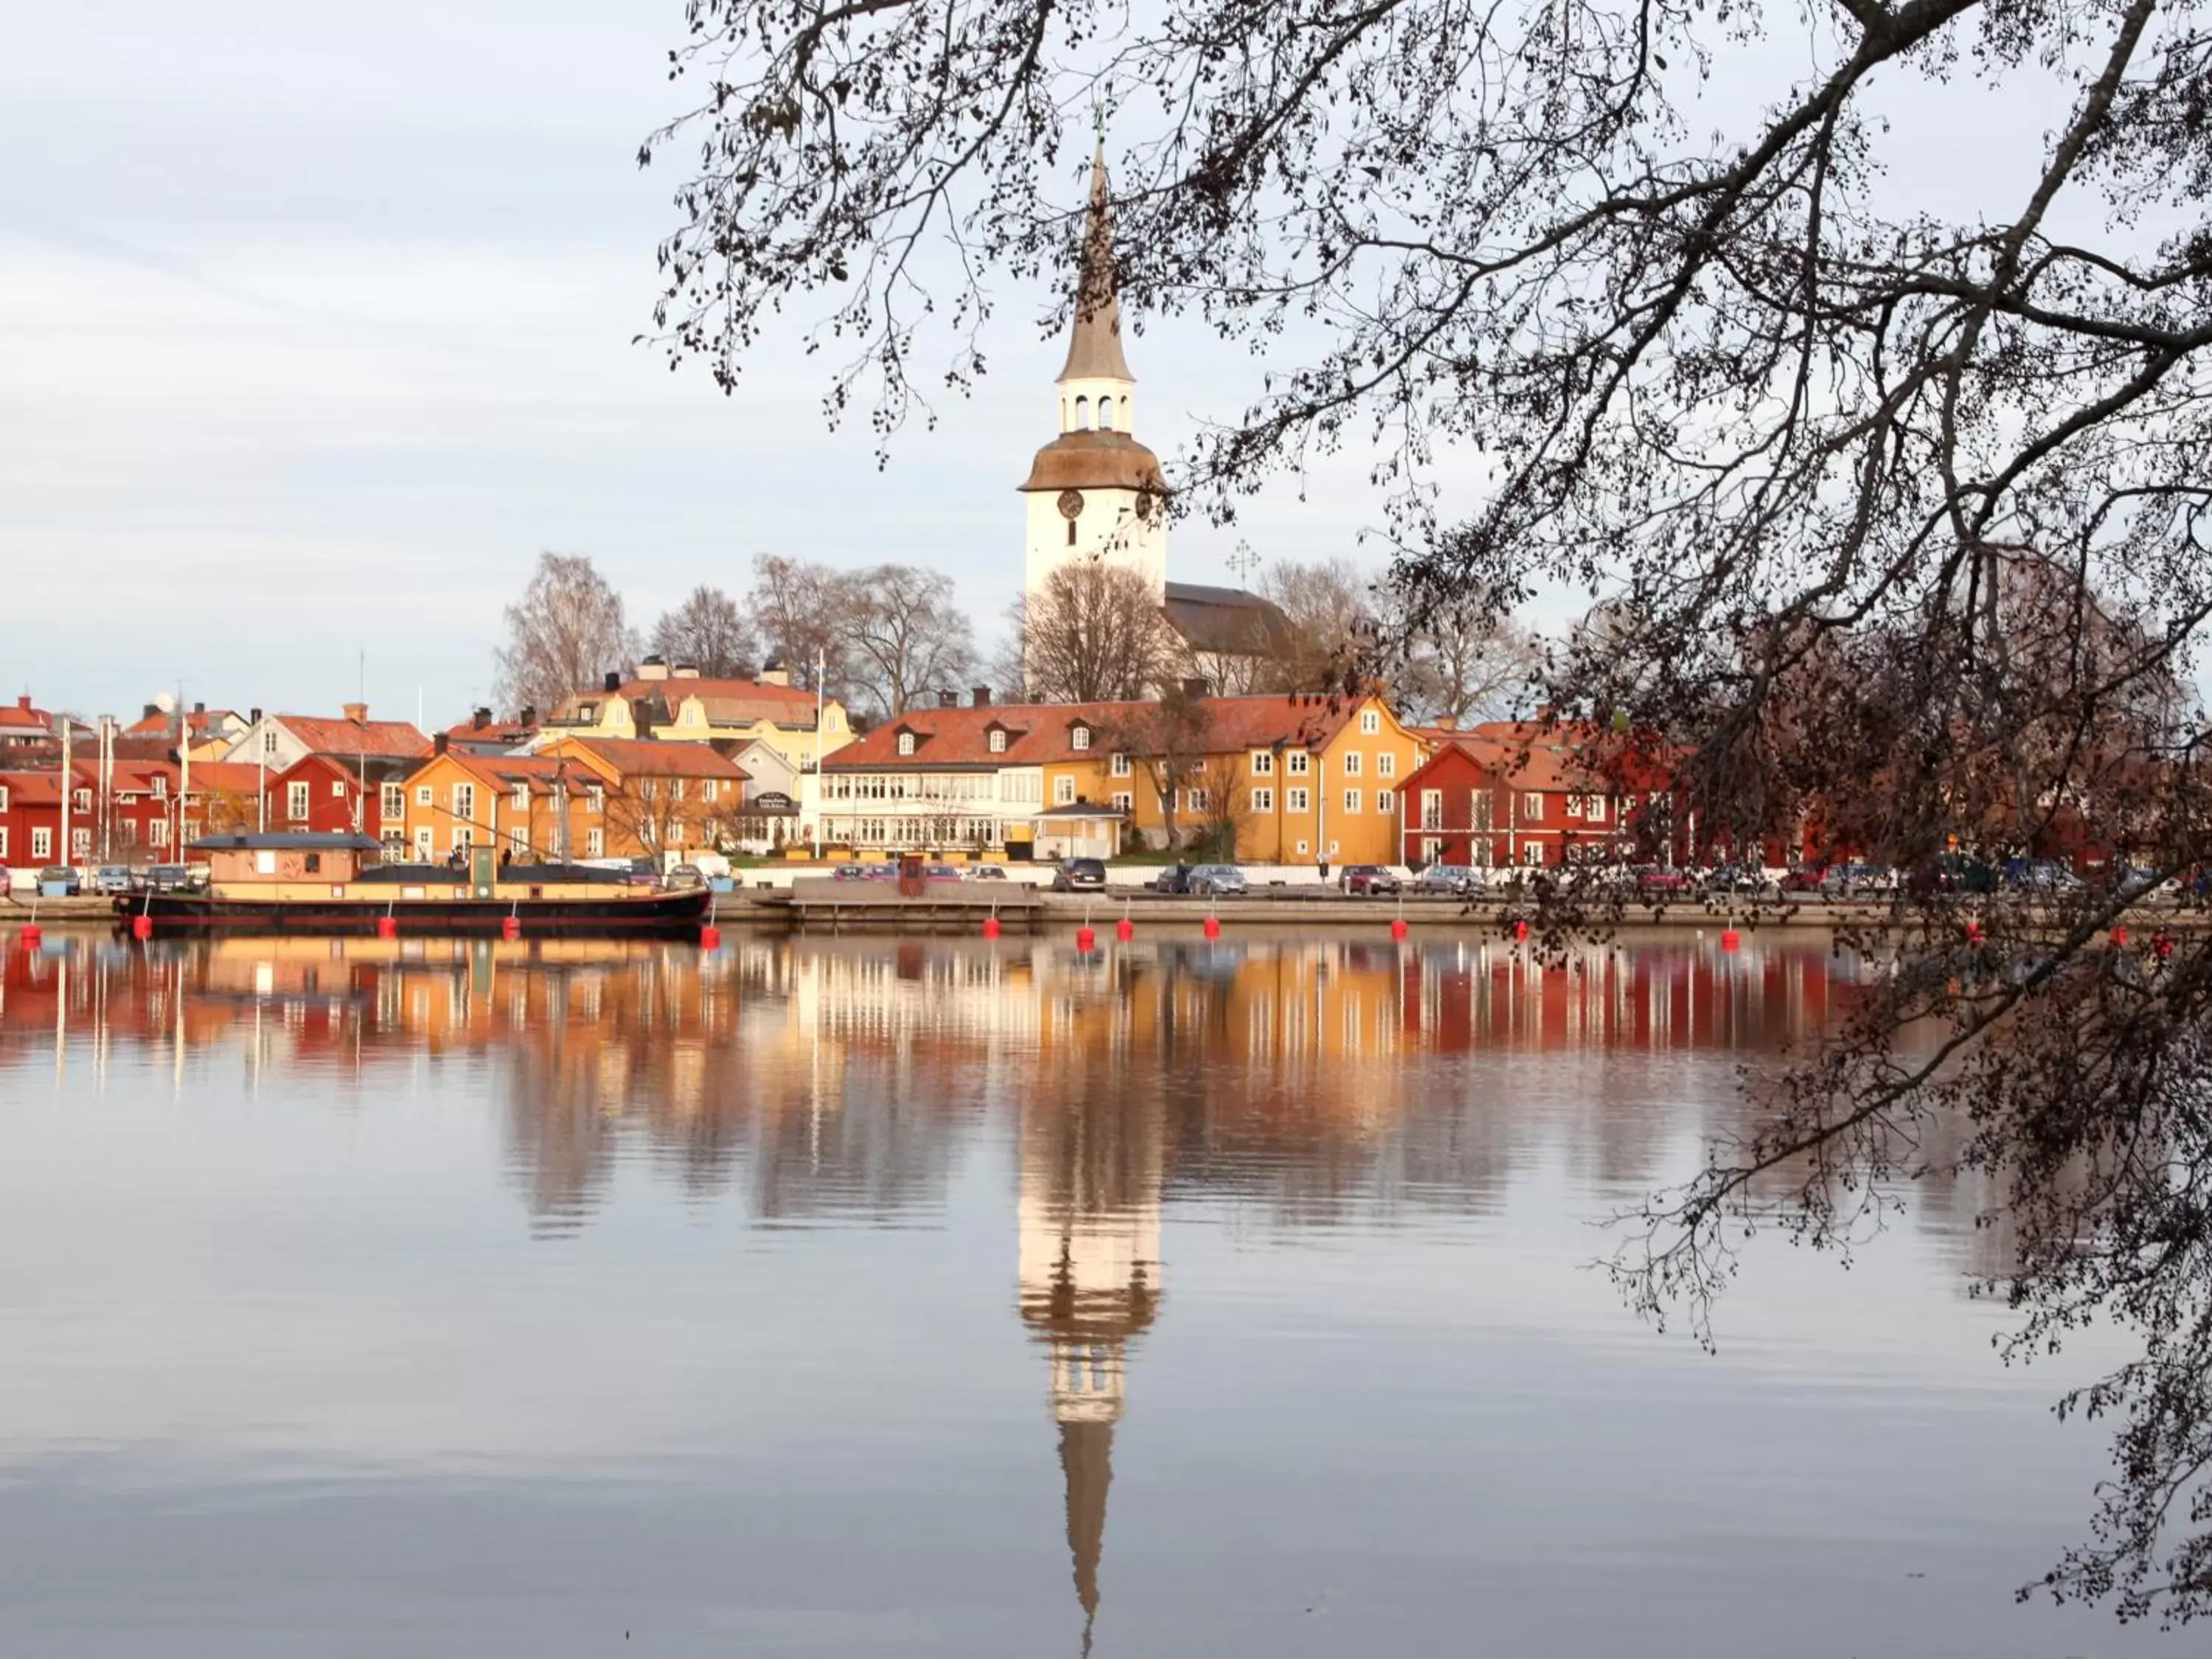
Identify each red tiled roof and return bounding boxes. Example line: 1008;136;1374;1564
274;715;429;759
554;737;751;779
827;694;1366;771
1407;722;1680;794
123;707;239;738
549;676;818;726
0;703;51;732
187;762;268;795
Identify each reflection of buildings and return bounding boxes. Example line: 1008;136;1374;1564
3;924;1877;1649
1017;1065;1164;1654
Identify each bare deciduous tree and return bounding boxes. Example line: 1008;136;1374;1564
747;554;855;698
1395;602;1541;728
650;585;756;678
495;553;638;717
1259;559;1377;692
844;563;977;718
644;0;2212;1619
1011;563;1172;705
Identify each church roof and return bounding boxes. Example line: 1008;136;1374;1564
1018;428;1166;494
1060;141;1135;383
1161;582;1295;656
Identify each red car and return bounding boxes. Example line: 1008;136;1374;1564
1633;866;1691;897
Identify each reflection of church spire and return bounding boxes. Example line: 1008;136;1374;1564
1018;1082;1165;1656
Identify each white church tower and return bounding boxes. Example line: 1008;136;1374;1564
1020;141;1169;601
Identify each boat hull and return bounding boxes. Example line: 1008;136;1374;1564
120;888;716;937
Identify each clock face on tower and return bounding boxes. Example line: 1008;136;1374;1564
1057;489;1085;521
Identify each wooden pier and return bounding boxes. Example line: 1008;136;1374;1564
765;877;1047;933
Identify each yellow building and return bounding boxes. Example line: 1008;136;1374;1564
539;658;852;773
384;745;599;863
533;736;751;862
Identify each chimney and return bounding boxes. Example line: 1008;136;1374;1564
1435;714;1458;731
604;670;622;692
638;655;670;682
142;703;159;720
472;707;491;730
938;689;959;709
15;695;29;712
434;732;449;755
518;706;536;728
1181;676;1211;699
759;660;792;687
672;663;700;679
249;706;262;724
192;700;205;714
970;685;991;708
341;701;368;723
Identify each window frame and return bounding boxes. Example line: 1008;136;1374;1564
1251;787;1274;813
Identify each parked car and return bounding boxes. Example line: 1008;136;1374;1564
1338;864;1400;896
37;865;82;897
142;863;195;893
2005;858;2083;894
1414;863;1479;895
1633;865;1693;898
1914;852;1998;894
1818;862;1896;899
2111;864;2171;900
1051;858;1109;893
1151;863;1197;894
667;863;707;888
923;864;966;881
1189;864;1248;896
92;865;134;895
968;864;1009;881
830;862;895;881
1701;863;1772;897
1781;866;1827;894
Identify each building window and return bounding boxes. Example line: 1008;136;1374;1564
1251;787;1273;813
1287;751;1310;776
1053;776;1077;805
0;785;7;811
1295;838;1310;855
1378;790;1395;814
512;783;529;810
149;820;168;849
1523;793;1543;821
1587;795;1608;824
1421;789;1443;829
585;828;604;858
703;779;719;801
288;781;310;820
670;821;686;846
416;785;433;806
32;827;52;860
1523;842;1546;866
1341;751;1362;776
72;827;91;858
453;784;475;822
509;829;530;857
669;779;686;801
1286;787;1310;813
1342;788;1361;815
0;829;7;858
1250;750;1273;776
1360;709;1380;734
1111;791;1133;811
1566;794;1584;818
262;729;279;754
1071;726;1091;751
586;785;605;815
897;731;915;756
72;787;91;813
1187;787;1210;813
331;780;345;797
1109;752;1131;777
1377;752;1395;779
380;784;404;821
452;827;473;852
989;728;1007;754
1472;790;1495;830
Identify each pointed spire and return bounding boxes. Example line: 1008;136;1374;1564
1059;1418;1115;1656
1059;140;1135;383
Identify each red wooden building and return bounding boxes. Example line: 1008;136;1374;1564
1399;724;1688;869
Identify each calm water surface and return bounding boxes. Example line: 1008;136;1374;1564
0;928;2174;1657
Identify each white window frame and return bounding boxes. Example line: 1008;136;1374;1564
1286;787;1310;813
149;819;168;849
1286;751;1310;776
287;781;310;820
1522;842;1545;867
988;728;1007;754
1070;726;1092;751
330;779;346;798
415;785;433;806
1052;775;1077;805
414;825;434;859
897;731;916;756
586;785;605;815
1251;787;1274;813
1377;752;1396;779
1587;795;1607;824
380;783;404;821
453;783;475;823
1250;750;1273;776
585;827;605;858
1186;787;1210;813
1110;790;1133;811
31;827;52;861
1342;751;1362;776
512;783;529;810
1565;793;1584;818
1359;709;1380;734
71;826;91;858
1378;789;1395;814
1109;752;1131;777
1342;788;1362;815
1523;792;1543;821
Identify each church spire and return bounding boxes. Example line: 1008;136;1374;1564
1058;139;1135;384
1059;1419;1114;1657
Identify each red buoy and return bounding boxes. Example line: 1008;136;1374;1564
982;916;1001;940
1513;919;1528;942
699;924;721;950
501;915;521;942
1965;919;1984;944
2154;931;2174;961
1721;928;1740;953
19;924;40;948
1390;917;1408;941
1116;917;1134;942
2111;925;2129;946
131;914;153;941
1076;925;1096;953
376;915;397;940
1203;916;1221;940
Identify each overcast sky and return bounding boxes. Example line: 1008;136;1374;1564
1;4;2073;729
0;2;1402;728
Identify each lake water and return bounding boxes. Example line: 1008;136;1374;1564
0;928;2178;1658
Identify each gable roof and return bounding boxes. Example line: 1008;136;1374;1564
1406;722;1680;794
1161;582;1296;656
827;693;1371;771
553;737;751;780
272;714;429;760
547;675;818;728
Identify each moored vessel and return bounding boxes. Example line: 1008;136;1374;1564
119;833;714;937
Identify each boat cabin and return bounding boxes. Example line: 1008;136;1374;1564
192;832;384;886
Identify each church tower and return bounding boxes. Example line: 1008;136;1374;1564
1020;141;1169;602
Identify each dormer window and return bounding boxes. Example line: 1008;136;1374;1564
988;728;1007;754
1070;725;1091;751
897;731;916;757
